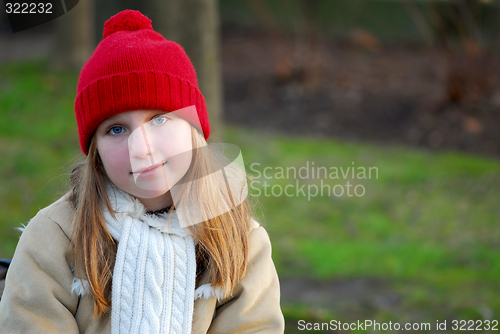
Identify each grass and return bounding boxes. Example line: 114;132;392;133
0;60;82;256
1;59;499;332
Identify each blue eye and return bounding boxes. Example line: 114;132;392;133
152;115;168;126
108;126;124;135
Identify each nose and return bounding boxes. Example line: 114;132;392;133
128;124;155;159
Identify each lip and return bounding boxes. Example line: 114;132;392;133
131;162;166;179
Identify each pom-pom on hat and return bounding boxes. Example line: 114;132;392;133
75;9;210;155
102;9;153;38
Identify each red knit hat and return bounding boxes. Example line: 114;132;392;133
75;9;210;155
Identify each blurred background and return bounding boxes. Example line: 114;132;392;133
1;0;499;332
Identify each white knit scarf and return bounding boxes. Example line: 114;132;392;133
103;183;197;334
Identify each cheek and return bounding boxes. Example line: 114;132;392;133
172;125;193;176
154;123;192;156
172;122;193;152
153;124;192;175
99;144;131;177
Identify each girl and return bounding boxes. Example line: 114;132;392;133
0;9;284;334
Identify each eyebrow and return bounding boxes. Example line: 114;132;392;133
100;114;124;127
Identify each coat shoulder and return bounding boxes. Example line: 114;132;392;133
248;218;273;254
33;191;75;240
250;218;260;230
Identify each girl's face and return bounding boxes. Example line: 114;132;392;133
95;109;193;210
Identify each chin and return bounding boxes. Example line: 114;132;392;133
134;173;183;193
133;187;169;199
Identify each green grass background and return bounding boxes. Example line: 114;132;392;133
1;60;499;332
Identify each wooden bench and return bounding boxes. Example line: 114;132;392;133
0;259;11;301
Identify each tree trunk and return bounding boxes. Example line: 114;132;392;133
148;0;224;143
50;0;94;73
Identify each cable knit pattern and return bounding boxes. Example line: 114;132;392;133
103;182;196;334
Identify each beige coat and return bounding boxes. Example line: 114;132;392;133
0;193;285;333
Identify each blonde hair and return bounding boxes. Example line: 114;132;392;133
68;125;254;317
